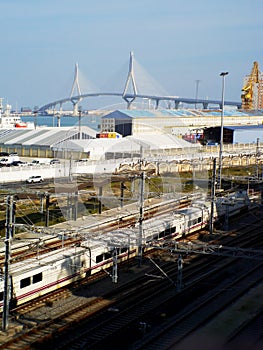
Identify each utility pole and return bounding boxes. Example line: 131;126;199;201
256;137;260;178
137;171;145;266
45;193;50;227
2;195;15;331
98;186;103;214
112;248;118;283
209;158;216;234
73;191;78;220
177;255;183;291
120;182;126;208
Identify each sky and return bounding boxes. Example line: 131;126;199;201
0;0;263;111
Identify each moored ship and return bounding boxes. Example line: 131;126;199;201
0;98;34;129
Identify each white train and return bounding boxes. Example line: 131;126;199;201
0;191;250;311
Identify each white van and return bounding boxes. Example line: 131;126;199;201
0;154;20;166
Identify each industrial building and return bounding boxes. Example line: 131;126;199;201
203;125;263;145
101;109;263;137
0;126;96;158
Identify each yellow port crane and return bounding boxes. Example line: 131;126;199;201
241;61;259;109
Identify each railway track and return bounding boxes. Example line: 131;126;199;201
1;208;262;349
130;269;263;350
30;244;263;349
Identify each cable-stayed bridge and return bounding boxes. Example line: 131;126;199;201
38;52;241;114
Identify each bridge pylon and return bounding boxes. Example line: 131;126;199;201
70;62;83;115
122;51;137;109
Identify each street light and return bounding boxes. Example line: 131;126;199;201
33;106;38;130
247;172;251;194
195;79;201;109
78;106;82;137
217;71;229;189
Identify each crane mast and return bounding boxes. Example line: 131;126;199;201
241;61;259;109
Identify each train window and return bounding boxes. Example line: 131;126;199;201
0;292;3;301
159;231;165;238
104;252;112;260
120;248;127;253
33;273;42;284
198;217;201;223
164;229;172;237
96;254;103;263
20;277;31;289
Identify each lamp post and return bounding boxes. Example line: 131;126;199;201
33;106;38;130
195;79;201;109
247;172;251;194
217;72;229;189
78;106;82;138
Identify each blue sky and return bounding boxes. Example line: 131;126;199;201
0;0;262;110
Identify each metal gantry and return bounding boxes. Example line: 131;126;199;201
146;239;263;291
149;241;263;261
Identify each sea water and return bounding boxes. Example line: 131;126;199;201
21;114;101;131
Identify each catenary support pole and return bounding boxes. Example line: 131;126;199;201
2;195;14;331
209;158;216;234
137;171;145;266
112;248;118;283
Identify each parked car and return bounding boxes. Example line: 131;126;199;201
27;160;39;166
0;152;9;157
28;158;51;165
0;157;13;166
75;158;89;163
50;159;60;165
26;175;44;183
12;161;27;167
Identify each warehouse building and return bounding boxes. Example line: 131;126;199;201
0;125;200;161
203;125;263;145
100;109;263;137
0;126;96;158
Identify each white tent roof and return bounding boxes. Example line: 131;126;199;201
126;133;200;150
53;133;201;156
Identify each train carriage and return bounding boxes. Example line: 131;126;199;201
0;191;251;312
0;247;90;309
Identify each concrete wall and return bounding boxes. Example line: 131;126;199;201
0;160;123;183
